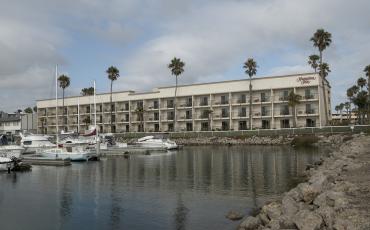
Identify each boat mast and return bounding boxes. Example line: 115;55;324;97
77;96;80;133
94;80;97;133
55;64;59;148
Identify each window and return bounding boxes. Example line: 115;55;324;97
281;119;290;128
137;101;143;110
125;114;129;122
154;112;159;121
154;123;160;132
168;123;174;132
221;108;229;118
261;106;269;116
280;105;289;115
186;122;193;131
306;104;314;114
167;111;174;120
239;121;247;130
153;100;159;109
305;89;314;99
186;97;192;107
222;121;229;131
201;122;209;131
221;95;229;104
200;96;208;106
281;90;289;101
238;94;246;103
306;119;316;127
239;107;247;117
111;125;116;133
124;103;129;111
261;92;268;102
111;115;116;122
86;106;90;113
186;110;192;119
167;99;174;108
262;120;270;129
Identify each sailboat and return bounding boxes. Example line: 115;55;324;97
40;65;94;161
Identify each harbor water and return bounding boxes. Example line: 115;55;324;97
0;145;324;230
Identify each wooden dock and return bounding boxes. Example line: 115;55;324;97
22;157;71;166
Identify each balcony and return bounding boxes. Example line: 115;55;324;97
305;109;316;114
221;113;229;118
304;95;315;100
279;97;289;101
261;97;270;103
280;110;290;115
199;102;208;106
237;98;247;103
238;112;247;117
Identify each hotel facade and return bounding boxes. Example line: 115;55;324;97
36;73;331;134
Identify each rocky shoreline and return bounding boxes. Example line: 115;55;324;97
238;134;370;230
115;134;350;146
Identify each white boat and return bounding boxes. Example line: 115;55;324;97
20;133;56;154
0;135;24;158
135;135;178;150
0;157;13;171
41;145;95;161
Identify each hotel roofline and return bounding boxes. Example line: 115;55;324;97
37;72;328;102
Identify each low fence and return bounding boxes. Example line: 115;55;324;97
114;125;370;139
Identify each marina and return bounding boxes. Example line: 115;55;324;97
0;145;324;230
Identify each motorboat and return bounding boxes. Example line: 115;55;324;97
19;133;56;154
135;135;178;150
0;156;13;171
0;135;24;158
40;145;95;162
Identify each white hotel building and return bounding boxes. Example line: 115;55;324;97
36;73;331;134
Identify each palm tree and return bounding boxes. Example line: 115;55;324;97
243;58;258;130
344;102;351;123
308;54;320;73
357;77;367;89
135;107;145;132
364;65;370;123
318;62;331;78
287;91;301;128
168;57;185;132
58;74;70;131
33;106;37;113
24;107;33;113
311;29;332;124
81;87;95;96
339;103;345;123
106;66;120;133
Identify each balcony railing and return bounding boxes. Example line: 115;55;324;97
304;95;315;100
280;110;290;115
306;109;316;114
221;113;229;118
199;102;208;106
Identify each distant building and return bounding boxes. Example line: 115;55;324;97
36;72;331;134
0;112;37;135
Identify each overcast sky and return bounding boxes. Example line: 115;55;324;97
0;0;369;112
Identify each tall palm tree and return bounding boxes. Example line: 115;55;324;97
308;54;320;73
135;107;145;132
243;58;258;130
106;66;120;133
287;91;301;128
357;77;367;89
339;103;345;123
344;102;351;123
310;29;332;124
364;65;370;123
58;74;70;131
168;57;185;132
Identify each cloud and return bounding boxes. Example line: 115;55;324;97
0;0;370;111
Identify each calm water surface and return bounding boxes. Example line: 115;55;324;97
0;146;324;230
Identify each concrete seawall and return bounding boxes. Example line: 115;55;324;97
238;134;370;230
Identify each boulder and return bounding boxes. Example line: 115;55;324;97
282;195;299;217
298;183;319;204
261;202;282;220
294;210;323;230
239;216;261;230
315;206;335;230
225;210;244;221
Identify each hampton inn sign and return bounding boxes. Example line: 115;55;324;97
297;76;316;85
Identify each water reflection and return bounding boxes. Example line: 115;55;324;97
0;145;322;230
